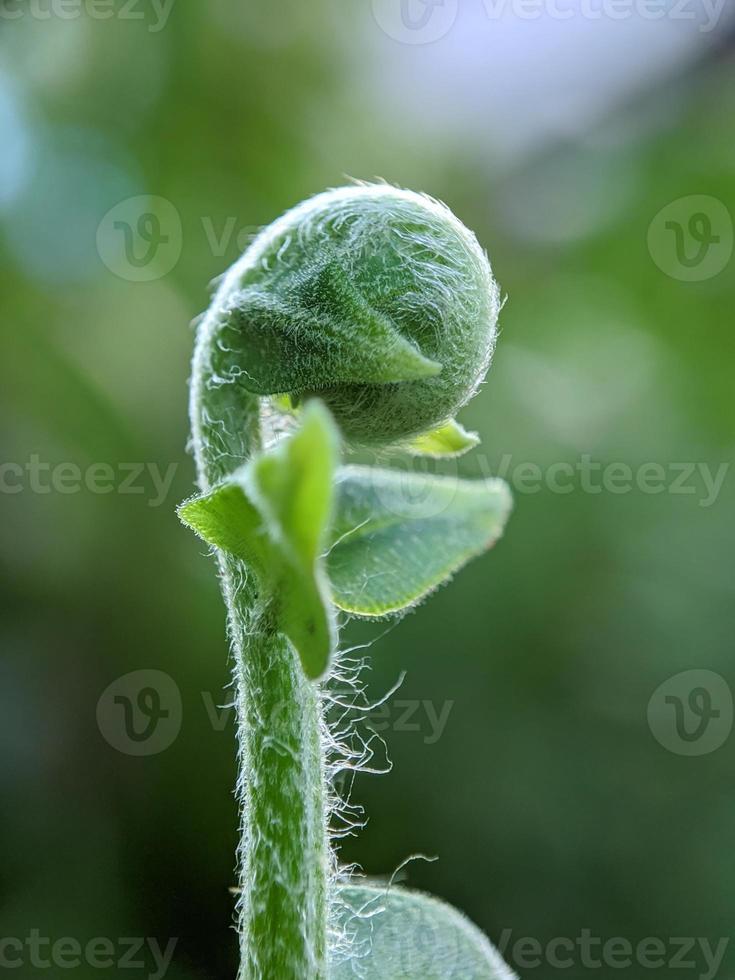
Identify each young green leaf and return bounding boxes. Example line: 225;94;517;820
178;401;339;679
326;466;512;617
178;482;269;578
405;419;480;457
244;400;338;677
331;886;517;980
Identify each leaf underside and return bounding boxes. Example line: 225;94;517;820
327;466;512;617
331;885;518;980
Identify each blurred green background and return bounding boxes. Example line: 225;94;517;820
1;2;734;978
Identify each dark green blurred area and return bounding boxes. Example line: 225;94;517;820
1;4;734;979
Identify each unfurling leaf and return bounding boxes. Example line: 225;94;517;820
405;419;480;458
331;885;517;980
327;466;512;617
228;257;440;396
204;186;500;447
178;401;338;679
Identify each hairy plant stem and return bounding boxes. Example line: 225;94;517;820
223;558;329;979
191;306;330;979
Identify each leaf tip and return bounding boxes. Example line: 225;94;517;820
406;419;481;458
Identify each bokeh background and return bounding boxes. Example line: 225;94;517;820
1;2;734;978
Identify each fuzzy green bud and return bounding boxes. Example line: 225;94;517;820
209;183;500;446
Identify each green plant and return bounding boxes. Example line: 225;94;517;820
179;183;515;979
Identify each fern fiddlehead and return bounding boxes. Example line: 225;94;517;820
181;184;515;979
